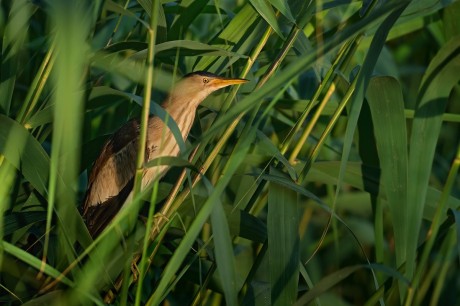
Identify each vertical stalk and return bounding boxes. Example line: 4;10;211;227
288;82;336;162
133;1;159;305
41;1;89;276
16;41;55;125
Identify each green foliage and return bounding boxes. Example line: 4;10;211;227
1;0;460;305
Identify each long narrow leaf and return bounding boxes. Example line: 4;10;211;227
211;199;238;306
366;77;408;269
268;167;299;305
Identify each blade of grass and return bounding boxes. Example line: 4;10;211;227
1;241;104;305
366;76;408;274
404;37;460;302
211;192;238;306
295;264;410;306
428;229;457;306
132;1;159;305
168;0;209;40
268;167;299;305
43;1;92;276
268;0;295;23
0;115;49;196
1;240;73;286
16;41;55;125
0;0;33;115
193;4;260;71
413;95;460;298
249;0;285;39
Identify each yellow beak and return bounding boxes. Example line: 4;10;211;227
210;77;249;89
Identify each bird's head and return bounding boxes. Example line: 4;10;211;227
167;71;248;108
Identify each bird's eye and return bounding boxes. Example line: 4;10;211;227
203;78;209;84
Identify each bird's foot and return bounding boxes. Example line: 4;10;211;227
150;213;170;239
131;261;140;282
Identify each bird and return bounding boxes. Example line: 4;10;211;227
82;71;248;237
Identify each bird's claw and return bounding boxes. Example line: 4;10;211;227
131;262;140;282
150;213;170;239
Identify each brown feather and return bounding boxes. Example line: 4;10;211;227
83;178;134;237
82;119;144;237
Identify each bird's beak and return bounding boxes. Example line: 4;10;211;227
211;77;249;89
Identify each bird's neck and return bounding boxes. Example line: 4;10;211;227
162;95;195;118
161;94;203;139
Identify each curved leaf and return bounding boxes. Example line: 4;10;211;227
211;199;238;306
0;114;49;196
295;264;409;305
249;0;285;39
367;76;408;268
268;167;299;306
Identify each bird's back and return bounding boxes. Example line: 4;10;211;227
82;118;141;236
82;111;195;237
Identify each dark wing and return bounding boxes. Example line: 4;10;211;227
82;118;142;237
83;179;134;237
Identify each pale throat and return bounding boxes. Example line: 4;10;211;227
161;92;206;139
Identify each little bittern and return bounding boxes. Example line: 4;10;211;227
82;71;248;237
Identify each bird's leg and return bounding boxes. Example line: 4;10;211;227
103;252;142;303
150;212;170;240
131;259;140;282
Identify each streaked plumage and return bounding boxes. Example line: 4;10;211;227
82;71;248;237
